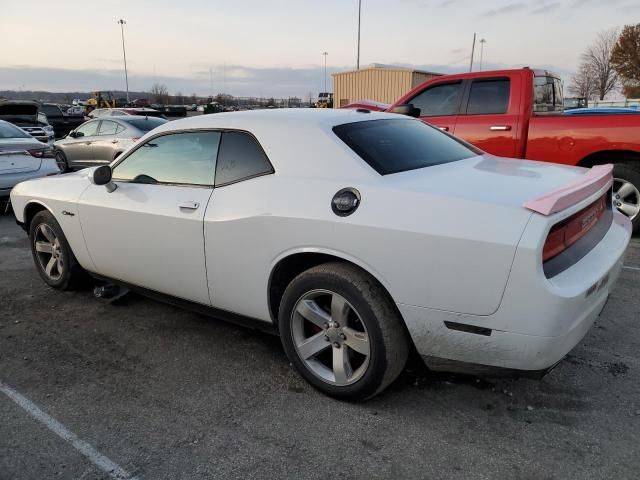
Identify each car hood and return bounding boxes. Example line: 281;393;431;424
0;104;39;125
383;154;588;211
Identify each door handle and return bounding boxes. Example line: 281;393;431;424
490;125;511;131
178;201;200;210
111;139;119;144
85;141;92;145
438;126;449;131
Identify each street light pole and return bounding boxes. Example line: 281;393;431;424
469;32;476;72
479;38;486;71
356;0;362;69
118;19;130;104
323;51;328;93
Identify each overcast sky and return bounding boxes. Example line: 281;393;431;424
1;0;637;98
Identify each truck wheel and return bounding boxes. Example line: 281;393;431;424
278;262;409;401
55;150;70;173
29;210;86;290
612;162;640;233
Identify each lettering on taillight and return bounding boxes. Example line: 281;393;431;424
543;195;607;264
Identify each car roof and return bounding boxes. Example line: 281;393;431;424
154;108;397;133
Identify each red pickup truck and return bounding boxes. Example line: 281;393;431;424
386;68;640;232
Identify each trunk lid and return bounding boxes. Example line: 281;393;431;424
384;155;591;212
0;139;45;173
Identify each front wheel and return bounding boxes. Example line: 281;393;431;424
612;162;640;233
29;210;85;290
279;262;409;401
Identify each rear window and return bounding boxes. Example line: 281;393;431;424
333;119;478;175
122;117;167;131
0;122;30;139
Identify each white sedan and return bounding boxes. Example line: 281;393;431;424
9;109;632;400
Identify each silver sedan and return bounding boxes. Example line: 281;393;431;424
53;116;167;172
0;120;59;198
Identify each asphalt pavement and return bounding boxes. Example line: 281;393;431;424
1;211;639;480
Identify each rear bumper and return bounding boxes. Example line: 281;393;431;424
398;211;631;375
0;159;60;197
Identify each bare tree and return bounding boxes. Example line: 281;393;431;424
569;63;597;100
150;83;169;104
581;28;620;100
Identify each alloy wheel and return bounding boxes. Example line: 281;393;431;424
612;178;640;220
290;289;370;386
55;152;68;172
33;223;64;281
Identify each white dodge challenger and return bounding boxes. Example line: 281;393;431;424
9;109;632;400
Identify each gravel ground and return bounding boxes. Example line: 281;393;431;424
1;211;639;480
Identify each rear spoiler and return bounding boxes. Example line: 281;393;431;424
523;164;613;216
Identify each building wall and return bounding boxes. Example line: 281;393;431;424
333;69;412;107
333;69;441;108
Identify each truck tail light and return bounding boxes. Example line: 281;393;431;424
542;194;607;263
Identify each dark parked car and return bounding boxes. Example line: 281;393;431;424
40;103;86;138
0;100;54;144
53;116;167;172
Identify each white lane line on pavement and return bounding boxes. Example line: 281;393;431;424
0;381;138;480
623;266;640;271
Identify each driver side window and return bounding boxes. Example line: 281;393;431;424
76;121;99;137
112;131;221;186
408;82;463;117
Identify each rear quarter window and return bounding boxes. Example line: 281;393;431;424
333;119;478;175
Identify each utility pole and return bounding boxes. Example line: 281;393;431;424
356;0;362;69
479;38;486;71
469;32;476;72
323;51;328;93
118;19;130;104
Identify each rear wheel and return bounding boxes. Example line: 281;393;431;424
55;150;69;173
612;162;640;233
29;210;85;290
279;262;409;401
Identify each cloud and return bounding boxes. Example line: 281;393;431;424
530;1;561;14
482;2;526;16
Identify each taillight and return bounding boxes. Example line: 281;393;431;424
542;195;606;263
28;148;53;158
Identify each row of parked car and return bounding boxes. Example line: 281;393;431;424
0;101;169;199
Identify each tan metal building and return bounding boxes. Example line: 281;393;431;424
332;64;442;108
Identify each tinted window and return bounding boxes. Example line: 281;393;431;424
408;82;462;117
333;119;477;175
215;131;273;186
98;120;119;136
0;121;30;138
76;121;99;137
122;117;167;131
113;131;220;185
466;79;510;114
41;105;62;117
534;76;564;113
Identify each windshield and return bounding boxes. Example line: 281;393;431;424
0;121;30;139
333;119;478;175
122;117;168;131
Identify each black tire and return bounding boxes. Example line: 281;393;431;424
278;262;409;401
29;210;85;290
613;161;640;234
55;150;70;173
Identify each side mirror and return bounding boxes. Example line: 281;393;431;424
390;104;421;118
68;131;77;138
91;165;117;193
